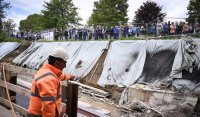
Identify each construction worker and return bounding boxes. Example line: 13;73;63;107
27;47;74;117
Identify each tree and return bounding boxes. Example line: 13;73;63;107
3;19;16;35
134;1;166;25
42;0;81;30
186;0;200;23
19;14;43;31
0;0;10;31
88;0;129;26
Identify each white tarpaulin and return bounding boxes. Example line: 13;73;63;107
98;38;200;87
13;41;109;78
171;38;200;94
63;41;109;78
98;40;147;87
0;42;20;60
13;42;44;66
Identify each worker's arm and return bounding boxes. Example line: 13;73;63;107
37;78;59;117
58;72;74;81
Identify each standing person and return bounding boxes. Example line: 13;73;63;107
124;25;129;37
64;29;68;41
94;27;99;40
27;47;75;117
82;28;88;41
69;28;73;40
170;22;176;35
113;26;119;39
78;29;82;40
128;26;133;37
74;28;78;41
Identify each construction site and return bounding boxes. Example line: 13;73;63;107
0;36;199;117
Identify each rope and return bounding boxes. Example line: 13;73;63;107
2;63;17;117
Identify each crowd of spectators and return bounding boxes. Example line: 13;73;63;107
9;21;200;41
56;21;200;41
9;30;41;41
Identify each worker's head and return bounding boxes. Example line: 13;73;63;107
48;47;69;70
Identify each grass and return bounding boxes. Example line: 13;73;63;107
191;33;200;38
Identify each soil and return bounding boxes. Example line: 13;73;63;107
0;42;31;63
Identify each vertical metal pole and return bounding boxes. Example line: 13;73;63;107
119;21;122;39
194;18;198;34
66;83;79;117
156;17;159;37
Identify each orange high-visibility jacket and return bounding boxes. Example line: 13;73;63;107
28;64;70;117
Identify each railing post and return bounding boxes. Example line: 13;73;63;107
66;82;79;117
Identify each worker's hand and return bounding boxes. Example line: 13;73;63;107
60;106;66;117
69;75;75;81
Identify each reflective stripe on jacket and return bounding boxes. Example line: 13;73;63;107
28;64;70;117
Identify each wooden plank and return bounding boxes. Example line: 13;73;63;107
0;80;31;97
0;68;6;98
78;101;110;117
69;81;108;95
0;105;15;117
0;68;11;99
1;64;108;96
0;63;36;76
17;73;108;97
0;97;28;116
0;64;108;95
61;81;68;86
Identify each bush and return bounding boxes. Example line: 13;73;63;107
0;31;6;42
192;33;200;38
0;31;22;42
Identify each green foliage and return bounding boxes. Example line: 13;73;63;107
0;0;10;30
3;19;16;35
42;0;82;30
18;0;81;31
134;1;166;25
0;30;6;42
88;0;129;26
0;31;22;42
192;33;200;38
186;0;200;23
19;14;43;31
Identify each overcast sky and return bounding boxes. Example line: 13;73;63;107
5;0;190;29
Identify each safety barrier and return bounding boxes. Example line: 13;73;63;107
0;63;110;117
0;63;78;117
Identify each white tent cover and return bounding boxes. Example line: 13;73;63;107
13;41;109;78
98;38;200;87
0;42;20;60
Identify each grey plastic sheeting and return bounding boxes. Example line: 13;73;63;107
98;38;200;87
13;41;109;78
0;42;20;60
171;39;200;94
63;41;109;78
